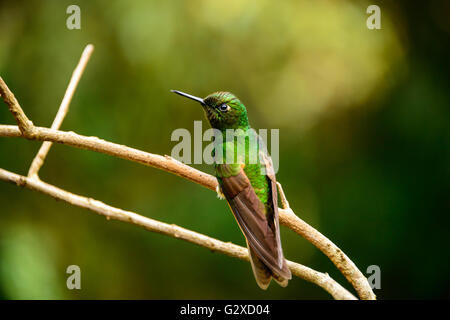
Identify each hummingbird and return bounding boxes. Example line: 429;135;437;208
171;90;291;289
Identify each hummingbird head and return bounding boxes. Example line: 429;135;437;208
171;90;249;131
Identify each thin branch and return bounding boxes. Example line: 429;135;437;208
277;183;376;300
0;125;218;191
28;44;94;179
0;167;356;300
277;181;290;209
0;77;35;136
0;71;375;300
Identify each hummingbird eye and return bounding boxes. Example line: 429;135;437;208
218;104;230;112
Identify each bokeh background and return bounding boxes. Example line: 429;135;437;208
0;0;449;299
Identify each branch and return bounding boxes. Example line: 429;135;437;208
28;44;94;178
0;124;218;191
277;183;376;300
0;167;355;300
0;55;375;299
0;77;35;136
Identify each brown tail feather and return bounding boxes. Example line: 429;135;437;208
247;242;290;289
272;269;289;287
271;258;292;285
248;242;272;290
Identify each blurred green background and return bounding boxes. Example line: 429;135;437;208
0;0;449;299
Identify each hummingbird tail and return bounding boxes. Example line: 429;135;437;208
272;271;289;287
247;241;291;289
271;256;291;287
247;242;272;290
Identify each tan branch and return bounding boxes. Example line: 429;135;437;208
0;125;218;191
277;183;376;300
28;44;94;178
0;77;35;136
0;167;356;300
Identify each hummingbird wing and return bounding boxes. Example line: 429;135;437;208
217;150;291;288
257;138;292;285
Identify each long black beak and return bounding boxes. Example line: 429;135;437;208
171;90;205;106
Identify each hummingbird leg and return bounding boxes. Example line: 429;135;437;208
216;185;226;200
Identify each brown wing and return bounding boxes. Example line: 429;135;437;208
258;143;291;284
219;162;291;283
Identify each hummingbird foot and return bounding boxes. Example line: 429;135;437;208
216;185;226;200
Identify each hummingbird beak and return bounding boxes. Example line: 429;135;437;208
171;90;205;106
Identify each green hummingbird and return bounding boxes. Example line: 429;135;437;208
171;90;291;289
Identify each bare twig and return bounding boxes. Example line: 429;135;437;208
0;77;35;136
277;183;376;300
28;44;94;179
0;168;356;300
277;181;290;209
0;61;375;300
0;125;218;191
